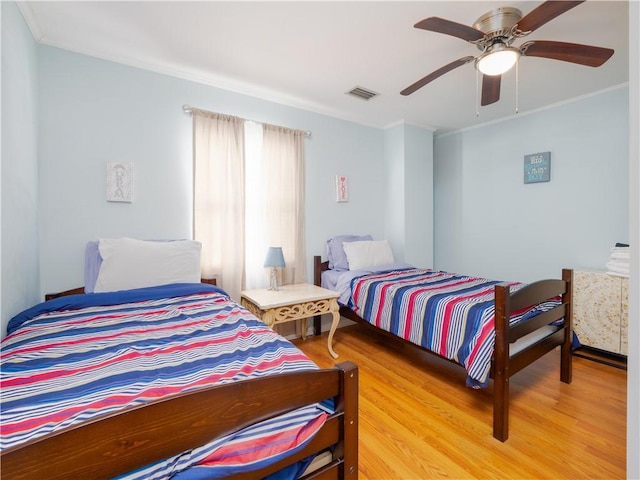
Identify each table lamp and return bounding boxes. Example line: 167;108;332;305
264;247;285;291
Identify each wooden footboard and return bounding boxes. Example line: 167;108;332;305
313;255;572;442
1;362;359;480
492;269;573;441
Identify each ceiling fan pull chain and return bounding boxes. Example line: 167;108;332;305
515;61;519;114
475;68;480;117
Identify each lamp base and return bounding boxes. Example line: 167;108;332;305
268;267;279;291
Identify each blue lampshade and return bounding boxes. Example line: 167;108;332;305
264;247;285;268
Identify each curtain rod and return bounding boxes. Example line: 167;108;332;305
182;104;311;137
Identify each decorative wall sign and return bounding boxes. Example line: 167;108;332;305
524;152;551;184
335;175;348;202
106;161;133;202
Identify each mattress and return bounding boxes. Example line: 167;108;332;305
1;283;331;479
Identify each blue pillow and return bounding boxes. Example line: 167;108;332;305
84;241;101;293
327;235;373;271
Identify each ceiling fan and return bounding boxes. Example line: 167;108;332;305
401;0;614;106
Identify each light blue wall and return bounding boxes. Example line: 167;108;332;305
36;45;387;297
403;124;433;267
383;124;405;260
383;123;433;266
434;86;629;283
1;2;40;336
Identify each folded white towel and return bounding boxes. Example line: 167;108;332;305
611;246;630;253
607;259;630;268
607;270;629;278
610;251;630;260
607;258;629;268
606;260;630;274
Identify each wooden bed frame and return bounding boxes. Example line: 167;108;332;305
314;256;572;442
2;284;359;480
42;277;219;301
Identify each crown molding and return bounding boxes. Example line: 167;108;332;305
16;2;43;42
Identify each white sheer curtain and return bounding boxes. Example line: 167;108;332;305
193;109;245;301
261;124;306;286
193;110;306;298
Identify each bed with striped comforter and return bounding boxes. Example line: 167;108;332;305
1;283;329;479
349;269;560;388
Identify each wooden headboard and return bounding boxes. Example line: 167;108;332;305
313;256;330;287
44;278;217;301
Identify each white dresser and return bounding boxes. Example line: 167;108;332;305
573;270;629;355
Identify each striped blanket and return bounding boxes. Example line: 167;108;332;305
349;269;557;388
1;284;328;479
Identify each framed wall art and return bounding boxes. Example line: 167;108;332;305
106;161;133;202
335;175;348;202
524;152;551;184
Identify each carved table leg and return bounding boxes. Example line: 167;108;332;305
261;309;275;329
327;299;340;359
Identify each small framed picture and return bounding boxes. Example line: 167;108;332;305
335;175;348;202
106;161;133;202
524;152;551;184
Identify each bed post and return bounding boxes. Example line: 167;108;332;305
493;283;510;442
336;361;359;479
313;256;323;336
560;269;573;384
314;256;322;287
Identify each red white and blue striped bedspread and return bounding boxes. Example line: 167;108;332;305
349;269;559;388
1;283;328;479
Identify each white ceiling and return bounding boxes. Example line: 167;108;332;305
19;1;629;133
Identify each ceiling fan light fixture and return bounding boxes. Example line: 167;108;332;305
476;45;520;76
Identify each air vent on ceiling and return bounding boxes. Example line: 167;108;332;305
346;86;379;101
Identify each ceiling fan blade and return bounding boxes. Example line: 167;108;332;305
481;75;501;106
414;17;485;42
521;40;614;67
401;57;474;96
516;1;585;34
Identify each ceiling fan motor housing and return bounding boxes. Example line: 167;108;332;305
473;7;523;50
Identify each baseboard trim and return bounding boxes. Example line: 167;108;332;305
572;346;627;370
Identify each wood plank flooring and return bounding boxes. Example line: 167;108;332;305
292;324;627;480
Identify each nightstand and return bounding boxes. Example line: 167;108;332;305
241;283;341;358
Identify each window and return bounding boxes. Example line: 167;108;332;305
192;109;306;300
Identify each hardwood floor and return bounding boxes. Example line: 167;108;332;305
293;325;627;480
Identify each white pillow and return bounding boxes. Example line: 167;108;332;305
342;240;395;271
94;238;202;293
